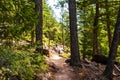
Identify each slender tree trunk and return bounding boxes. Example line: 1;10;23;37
31;30;34;45
68;0;81;66
93;3;99;55
62;24;65;49
48;30;50;48
61;8;65;49
82;37;86;60
105;0;112;49
103;8;120;80
83;3;86;59
35;0;43;53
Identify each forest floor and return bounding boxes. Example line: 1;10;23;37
36;49;120;80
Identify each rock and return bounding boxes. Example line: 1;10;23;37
89;65;98;70
65;59;70;64
92;54;119;65
92;54;108;65
48;62;59;73
54;45;64;54
42;49;50;57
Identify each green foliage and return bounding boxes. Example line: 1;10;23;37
77;0;120;59
59;53;70;58
0;0;37;41
0;0;60;47
116;46;120;62
43;1;60;46
1;0;120;72
0;47;47;80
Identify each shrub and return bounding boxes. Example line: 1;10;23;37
0;46;47;80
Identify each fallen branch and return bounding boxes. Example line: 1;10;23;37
113;64;120;77
114;64;120;72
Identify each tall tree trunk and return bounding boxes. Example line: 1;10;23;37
68;0;81;66
61;7;65;49
93;3;99;55
105;0;112;49
35;0;43;53
103;8;120;80
82;2;87;59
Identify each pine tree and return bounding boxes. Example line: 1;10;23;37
68;0;81;66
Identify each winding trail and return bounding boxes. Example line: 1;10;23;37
40;48;120;80
46;53;80;80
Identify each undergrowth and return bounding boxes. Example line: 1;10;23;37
0;46;47;80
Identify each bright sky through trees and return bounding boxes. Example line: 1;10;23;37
47;0;61;21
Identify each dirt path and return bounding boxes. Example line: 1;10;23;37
40;51;120;80
46;53;80;80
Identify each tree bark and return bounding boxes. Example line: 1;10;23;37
35;0;43;53
68;0;81;66
93;2;99;55
103;8;120;80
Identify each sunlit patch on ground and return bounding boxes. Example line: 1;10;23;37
51;54;61;60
